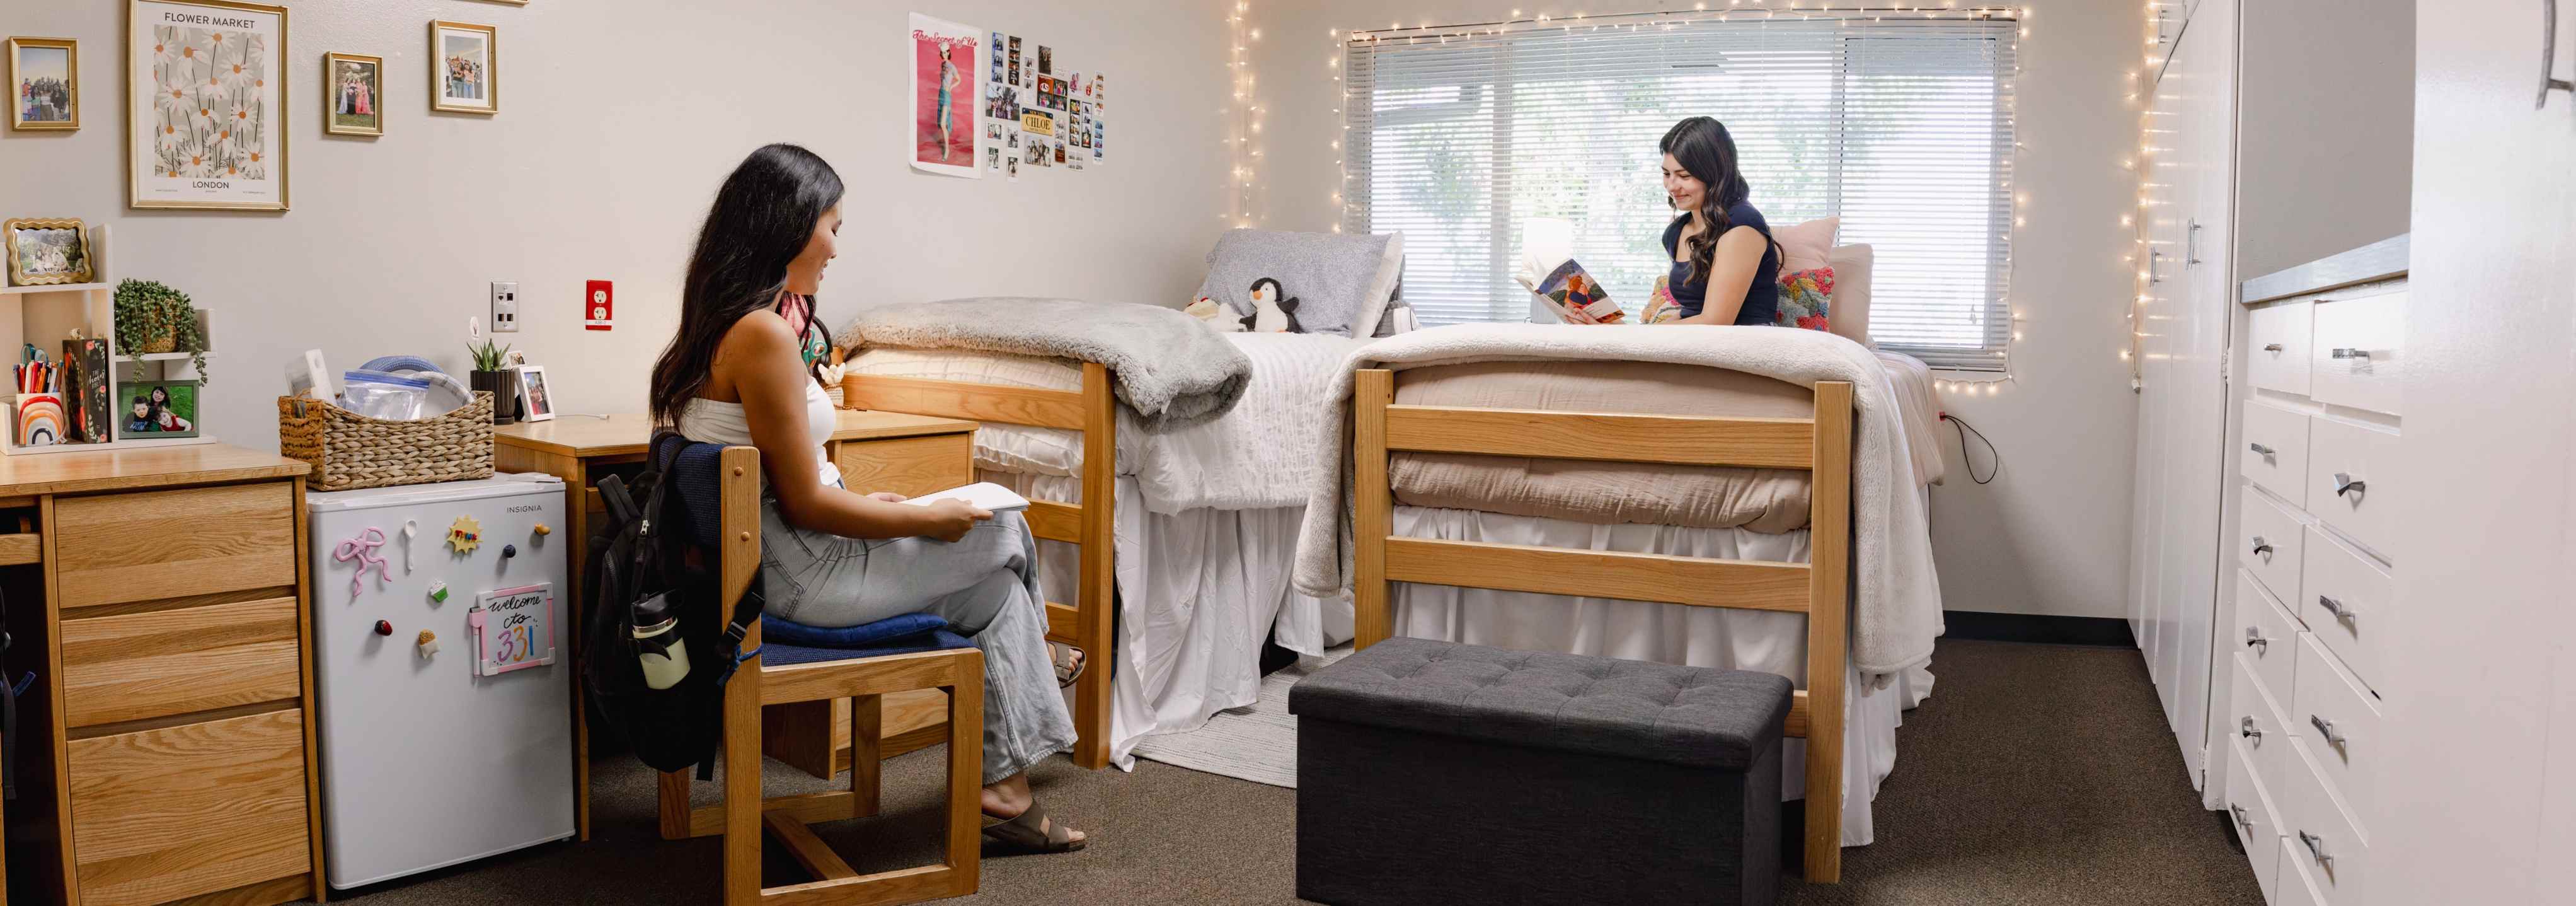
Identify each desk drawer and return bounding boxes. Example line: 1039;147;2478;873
2236;569;2300;707
2229;650;2297;804
60;596;302;728
67;709;311;906
2239;399;2310;507
837;433;974;499
2309;291;2405;417
2246;301;2314;396
2292;633;2381;839
2300;527;2391;694
2306;419;2398;559
55;483;297;610
2225;733;2285;905
2238;486;2305;608
2279;735;2370;906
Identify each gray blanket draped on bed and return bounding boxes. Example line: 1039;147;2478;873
836;298;1252;429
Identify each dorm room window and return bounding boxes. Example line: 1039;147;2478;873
1343;14;2018;370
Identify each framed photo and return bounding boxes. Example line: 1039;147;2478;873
323;52;381;136
513;365;553;422
9;37;78;131
122;380;200;439
127;1;288;211
907;13;981;178
430;21;496;114
4;218;91;286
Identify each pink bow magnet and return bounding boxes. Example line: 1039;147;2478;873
333;527;393;596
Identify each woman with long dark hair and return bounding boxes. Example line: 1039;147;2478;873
1657;117;1781;326
651;144;1087;853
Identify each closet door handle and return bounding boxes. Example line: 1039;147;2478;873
2249;442;2276;456
2318;595;2356;623
2245;626;2269;651
2545;0;2574;108
2310;714;2347;747
2148;248;2166;286
2299;830;2334;866
2334;473;2367;497
2229;803;2255;833
2187;218;2204;265
2251;536;2274;557
2240;715;2262;741
2262;343;2284;352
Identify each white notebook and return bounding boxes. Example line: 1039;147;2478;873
900;481;1031;513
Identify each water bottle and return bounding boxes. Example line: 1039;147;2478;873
630;593;692;690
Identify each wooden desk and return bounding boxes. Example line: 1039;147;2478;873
494;410;979;835
0;446;324;906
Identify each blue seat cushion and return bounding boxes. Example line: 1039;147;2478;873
756;612;975;666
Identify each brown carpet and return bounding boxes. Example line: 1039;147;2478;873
321;639;2261;905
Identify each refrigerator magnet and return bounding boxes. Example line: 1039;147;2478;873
428;580;449;604
447;514;482;554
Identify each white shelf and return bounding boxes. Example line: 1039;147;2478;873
114;351;214;364
3;434;219;456
0;282;110;296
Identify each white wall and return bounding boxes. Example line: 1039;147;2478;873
1254;0;2142;619
0;0;1230;446
2234;0;2412;279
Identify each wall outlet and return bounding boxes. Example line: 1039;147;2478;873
490;281;519;332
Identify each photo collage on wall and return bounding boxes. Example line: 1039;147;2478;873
979;28;1103;181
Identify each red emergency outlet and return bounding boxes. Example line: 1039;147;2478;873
585;280;613;330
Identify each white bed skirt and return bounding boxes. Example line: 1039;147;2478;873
1388;506;1933;848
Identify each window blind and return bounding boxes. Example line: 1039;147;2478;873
1343;13;2018;370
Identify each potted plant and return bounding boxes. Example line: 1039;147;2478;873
112;279;212;380
468;329;517;426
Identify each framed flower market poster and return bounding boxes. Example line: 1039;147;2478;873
126;0;288;211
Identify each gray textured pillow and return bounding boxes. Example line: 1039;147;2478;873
1195;229;1401;338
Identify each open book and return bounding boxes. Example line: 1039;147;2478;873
1515;259;1628;324
900;481;1032;513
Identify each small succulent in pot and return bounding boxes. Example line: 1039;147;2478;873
112;279;211;380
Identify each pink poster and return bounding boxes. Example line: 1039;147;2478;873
910;13;982;178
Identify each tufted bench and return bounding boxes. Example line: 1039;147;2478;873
1290;637;1793;905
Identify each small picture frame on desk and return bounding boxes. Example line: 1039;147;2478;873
513;364;553;422
122;380;200;439
4;218;91;286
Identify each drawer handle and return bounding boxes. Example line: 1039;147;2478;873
2331;347;2373;360
2318;595;2357;623
2263;343;2284;352
2299;830;2334;866
2229;803;2255;833
2310;714;2347;748
2333;473;2367;497
2251;536;2274;557
2249;442;2276;456
2245;626;2269;651
2240;715;2263;741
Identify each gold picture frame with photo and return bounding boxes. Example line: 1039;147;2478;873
125;0;289;211
429;21;497;115
4;218;93;287
8;37;79;131
323;51;382;136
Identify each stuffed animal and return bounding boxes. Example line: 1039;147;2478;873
1240;277;1304;334
1186;296;1244;331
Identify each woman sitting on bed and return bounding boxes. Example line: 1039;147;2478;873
649;143;1087;854
1655;116;1783;326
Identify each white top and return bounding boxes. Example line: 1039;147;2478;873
675;378;842;487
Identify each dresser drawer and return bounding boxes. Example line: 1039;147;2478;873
2229;649;2297;803
836;433;975;499
2279;735;2370;906
2304;418;2396;560
2299;527;2390;694
67;709;311;906
2226;733;2286;905
2239;399;2310;507
54;482;297;610
2236;569;2301;705
2246;300;2314;396
2276;840;2332;906
2238;485;2306;608
60;596;302;728
2292;632;2381;839
2308;290;2405;416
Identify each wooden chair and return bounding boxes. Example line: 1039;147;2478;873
1346;371;1856;884
651;443;985;905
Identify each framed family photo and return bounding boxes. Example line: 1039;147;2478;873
9;37;78;131
122;380;200;439
430;21;497;114
126;0;288;211
513;365;553;422
323;52;381;136
5;218;93;287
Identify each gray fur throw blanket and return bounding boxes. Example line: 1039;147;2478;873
836;298;1251;429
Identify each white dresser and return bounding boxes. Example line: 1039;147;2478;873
2219;238;2405;906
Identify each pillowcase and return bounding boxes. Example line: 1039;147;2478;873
1824;243;1873;347
1771;216;1840;272
1195;229;1405;338
1775;267;1835;332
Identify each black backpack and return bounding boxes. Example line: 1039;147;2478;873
582;436;763;780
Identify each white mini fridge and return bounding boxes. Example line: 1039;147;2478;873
306;473;577;890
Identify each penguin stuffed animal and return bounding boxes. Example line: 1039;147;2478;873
1240;277;1305;334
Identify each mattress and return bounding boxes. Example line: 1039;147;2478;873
1387;350;1945;531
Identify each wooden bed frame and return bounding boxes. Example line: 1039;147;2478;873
1347;369;1855;885
843;364;1118;770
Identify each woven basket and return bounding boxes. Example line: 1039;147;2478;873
279;391;495;492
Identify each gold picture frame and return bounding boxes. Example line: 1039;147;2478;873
4;219;93;287
429;21;497;115
8;37;79;131
125;0;289;211
323;51;382;136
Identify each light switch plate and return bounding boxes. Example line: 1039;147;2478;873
490;281;520;332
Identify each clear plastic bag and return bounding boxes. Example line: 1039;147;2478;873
341;369;432;421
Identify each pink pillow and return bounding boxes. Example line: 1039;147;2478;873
1772;216;1840;273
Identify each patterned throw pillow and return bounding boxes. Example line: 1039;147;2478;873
1643;275;1683;324
1775;266;1835;332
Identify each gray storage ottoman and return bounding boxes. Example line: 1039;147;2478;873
1291;637;1793;906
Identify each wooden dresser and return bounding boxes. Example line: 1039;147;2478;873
0;447;321;906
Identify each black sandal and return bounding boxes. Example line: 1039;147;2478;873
981;801;1088;854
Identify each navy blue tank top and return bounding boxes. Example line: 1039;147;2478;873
1662;203;1780;326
